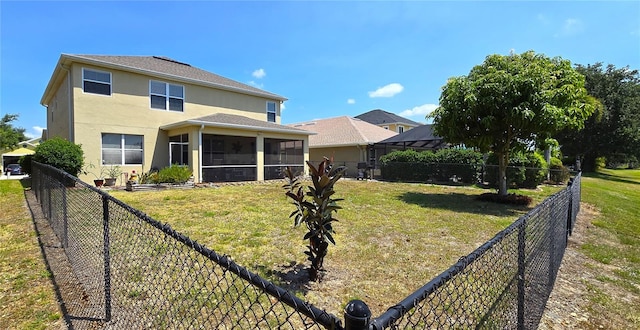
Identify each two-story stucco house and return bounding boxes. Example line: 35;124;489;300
40;54;310;183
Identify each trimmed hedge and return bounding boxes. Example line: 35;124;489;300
380;149;483;183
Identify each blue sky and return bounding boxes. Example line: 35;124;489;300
1;1;639;139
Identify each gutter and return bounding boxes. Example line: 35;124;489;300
160;120;315;136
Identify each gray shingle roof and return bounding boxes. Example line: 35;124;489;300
288;116;397;147
161;113;311;135
355;109;421;126
69;54;286;101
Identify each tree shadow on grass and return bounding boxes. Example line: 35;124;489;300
398;191;530;217
585;171;640;186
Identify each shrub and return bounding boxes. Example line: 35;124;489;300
33;137;84;176
549;157;570;184
156;165;192;184
485;151;547;189
18;154;33;175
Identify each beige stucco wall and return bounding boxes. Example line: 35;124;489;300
46;69;72;141
309;145;367;177
59;62;290;183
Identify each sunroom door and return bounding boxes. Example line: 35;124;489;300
169;142;189;165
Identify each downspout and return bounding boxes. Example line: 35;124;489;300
198;124;204;183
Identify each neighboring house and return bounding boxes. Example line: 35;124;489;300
1;137;40;171
40;54;311;183
355;109;421;133
288;116;397;176
376;124;447;153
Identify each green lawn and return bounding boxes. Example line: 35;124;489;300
111;180;562;316
579;169;640;328
0;180;61;329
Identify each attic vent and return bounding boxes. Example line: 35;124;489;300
152;56;191;67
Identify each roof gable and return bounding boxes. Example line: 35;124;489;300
289;116;397;147
42;54;286;105
355;109;421;126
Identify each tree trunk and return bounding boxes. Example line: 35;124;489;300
498;152;508;196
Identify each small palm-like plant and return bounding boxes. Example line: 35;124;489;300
283;157;346;281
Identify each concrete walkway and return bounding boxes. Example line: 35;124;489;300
0;174;28;180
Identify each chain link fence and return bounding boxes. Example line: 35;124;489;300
31;162;341;329
31;161;580;329
368;173;581;329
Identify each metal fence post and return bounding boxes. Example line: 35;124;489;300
517;220;526;330
102;195;112;322
344;299;371;330
566;178;574;236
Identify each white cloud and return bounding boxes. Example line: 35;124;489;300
24;126;45;139
347;98;356;104
555;18;584;37
399;103;438;118
281;102;286;111
252;68;266;79
368;83;404;98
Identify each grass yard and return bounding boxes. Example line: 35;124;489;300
0;180;62;329
578;169;640;328
111;180;562;316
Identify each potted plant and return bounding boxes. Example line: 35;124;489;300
103;165;122;187
83;162;108;187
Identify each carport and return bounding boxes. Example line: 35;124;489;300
2;147;35;170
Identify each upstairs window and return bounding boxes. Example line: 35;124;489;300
398;126;404;133
266;101;277;122
150;80;184;111
83;68;111;95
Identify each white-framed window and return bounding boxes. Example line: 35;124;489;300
83;68;111;95
102;133;144;165
266;101;277;122
383;126;389;130
398;126;404;133
150;80;184;111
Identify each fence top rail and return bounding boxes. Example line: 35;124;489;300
32;161;343;329
370;174;579;329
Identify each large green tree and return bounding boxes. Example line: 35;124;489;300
555;63;640;171
431;51;597;196
0;114;27;151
